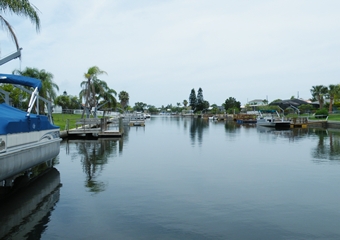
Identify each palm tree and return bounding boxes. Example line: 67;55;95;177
13;67;59;113
326;84;340;113
118;91;129;110
80;66;107;118
183;100;188;107
0;1;40;51
310;85;328;109
93;79;117;113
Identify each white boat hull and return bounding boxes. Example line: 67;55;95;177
257;119;290;129
0;74;62;183
257;110;290;129
0;130;61;181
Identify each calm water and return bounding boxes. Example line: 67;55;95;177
1;116;340;239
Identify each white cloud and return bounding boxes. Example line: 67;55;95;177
1;0;340;106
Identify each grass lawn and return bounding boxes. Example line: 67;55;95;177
53;113;82;131
328;114;340;121
287;113;340;121
52;113;105;130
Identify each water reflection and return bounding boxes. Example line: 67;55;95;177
256;126;312;140
189;118;209;145
312;129;340;161
226;121;257;133
257;126;340;162
224;120;239;133
66;138;123;193
0;168;61;240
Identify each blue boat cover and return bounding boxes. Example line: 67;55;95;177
0;103;58;135
0;73;42;90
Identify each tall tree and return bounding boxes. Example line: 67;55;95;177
196;87;204;111
0;0;40;51
13;67;59;113
55;95;80;110
133;102;147;112
189;88;197;110
80;66;107;118
224;97;241;112
310;85;328;109
118;91;129;110
80;77;116;117
326;84;340;113
93;79;117;112
203;100;210;110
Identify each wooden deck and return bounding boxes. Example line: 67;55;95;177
290;117;308;128
234;114;257;124
123;113;146;127
129;120;145;126
66;117;123;138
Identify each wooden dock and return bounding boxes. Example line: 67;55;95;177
66;117;123;138
290;117;308;128
234;114;257;124
129;121;145;126
123;113;146;127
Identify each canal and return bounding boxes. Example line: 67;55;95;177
1;116;340;239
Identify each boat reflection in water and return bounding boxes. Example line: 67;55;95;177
0;166;61;240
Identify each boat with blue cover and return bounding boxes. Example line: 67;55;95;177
0;73;61;184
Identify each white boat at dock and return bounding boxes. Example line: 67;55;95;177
0;74;61;184
256;110;291;129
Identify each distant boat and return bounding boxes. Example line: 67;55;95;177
208;115;218;121
256;110;290;129
0;74;61;183
182;110;194;117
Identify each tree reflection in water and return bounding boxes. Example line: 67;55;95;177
224;120;240;133
69;138;123;193
189;118;209;145
256;126;340;162
312;129;340;161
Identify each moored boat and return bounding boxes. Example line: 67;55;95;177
0;74;61;183
256;110;291;129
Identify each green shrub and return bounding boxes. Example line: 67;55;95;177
315;109;328;118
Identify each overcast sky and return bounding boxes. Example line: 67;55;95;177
1;0;340;107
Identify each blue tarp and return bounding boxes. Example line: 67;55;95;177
0;103;58;135
0;73;42;90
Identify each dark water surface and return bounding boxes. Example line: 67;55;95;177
1;116;340;239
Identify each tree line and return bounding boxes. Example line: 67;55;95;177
0;66;131;117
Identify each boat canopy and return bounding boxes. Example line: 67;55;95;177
0;73;42;90
0;103;58;135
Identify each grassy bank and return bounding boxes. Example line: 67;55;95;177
53;113;82;131
287;113;340;121
328;114;340;121
52;113;340;131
